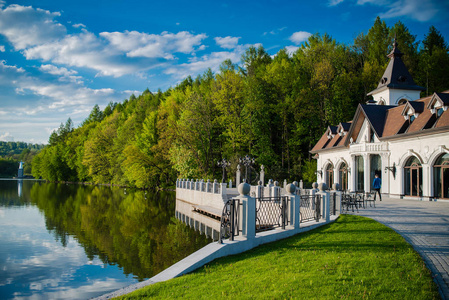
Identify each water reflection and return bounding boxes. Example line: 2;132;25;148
175;199;221;241
0;180;211;299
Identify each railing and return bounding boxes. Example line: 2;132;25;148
255;196;289;232
300;194;321;223
349;142;388;153
219;198;240;243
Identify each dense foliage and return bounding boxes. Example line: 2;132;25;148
0;141;44;177
31;19;449;188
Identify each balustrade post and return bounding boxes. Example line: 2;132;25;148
255;180;263;198
220;182;227;195
236;165;241;186
335;191;342;214
229;179;233;189
213;179;218;194
191;179;194;190
237;182;255;240
267;179;274;197
317;183;330;222
286;183;300;229
272;181;280;198
199;180;204;192
206;179;211;193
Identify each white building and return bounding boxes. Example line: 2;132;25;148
311;40;449;200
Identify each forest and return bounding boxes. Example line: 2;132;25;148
0;141;44;177
31;18;449;189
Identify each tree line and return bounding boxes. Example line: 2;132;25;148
0;141;44;177
31;18;449;188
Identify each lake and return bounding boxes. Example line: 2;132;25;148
0;179;211;299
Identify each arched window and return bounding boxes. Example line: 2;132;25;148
326;163;334;188
404;156;422;196
397;98;408;105
339;162;348;191
433;153;449;199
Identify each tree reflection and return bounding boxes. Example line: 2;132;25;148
27;182;211;280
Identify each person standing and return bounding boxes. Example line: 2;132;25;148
373;174;382;201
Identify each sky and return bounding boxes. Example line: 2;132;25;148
0;0;448;144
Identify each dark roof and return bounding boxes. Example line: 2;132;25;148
340;122;351;131
435;93;449;105
368;40;424;95
405;101;425;114
311;91;449;153
360;104;395;137
328;126;337;135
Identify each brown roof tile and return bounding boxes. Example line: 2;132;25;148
435;109;449;128
382;106;405;137
311;133;330;152
408;97;432;133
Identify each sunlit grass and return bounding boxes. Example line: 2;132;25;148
118;215;440;299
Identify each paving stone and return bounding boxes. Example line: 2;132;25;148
347;197;449;300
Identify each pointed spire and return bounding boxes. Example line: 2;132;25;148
367;38;424;105
387;36;403;58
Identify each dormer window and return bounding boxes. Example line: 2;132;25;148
397;75;407;82
427;93;449;113
398;99;408;105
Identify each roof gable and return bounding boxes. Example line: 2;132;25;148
401;101;424;120
427;92;449;111
368;40;424;96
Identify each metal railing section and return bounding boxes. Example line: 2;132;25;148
300;194;321;223
255;196;289;232
218;198;240;244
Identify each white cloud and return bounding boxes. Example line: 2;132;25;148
39;64;83;83
289;31;312;44
100;30;207;59
72;23;86;28
214;36;240;49
164;44;256;80
263;27;287;36
285;46;300;55
0;132;14;141
0;4;208;78
378;0;438;22
350;0;438;22
0;60;25;73
328;0;345;6
0;45;4;52
0;4;66;50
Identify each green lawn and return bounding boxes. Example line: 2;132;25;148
118;215;440;299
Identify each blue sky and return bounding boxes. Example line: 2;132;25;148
1;0;448;144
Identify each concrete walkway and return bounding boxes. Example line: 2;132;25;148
346;196;449;300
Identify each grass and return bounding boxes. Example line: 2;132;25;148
118;215;440;299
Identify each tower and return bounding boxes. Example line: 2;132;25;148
367;39;424;106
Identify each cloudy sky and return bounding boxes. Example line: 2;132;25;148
1;0;448;144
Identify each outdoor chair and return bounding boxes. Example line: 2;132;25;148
342;193;358;213
364;191;376;207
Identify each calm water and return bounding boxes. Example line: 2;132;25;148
0;179;211;299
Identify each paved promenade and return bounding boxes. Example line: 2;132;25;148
347;196;449;300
